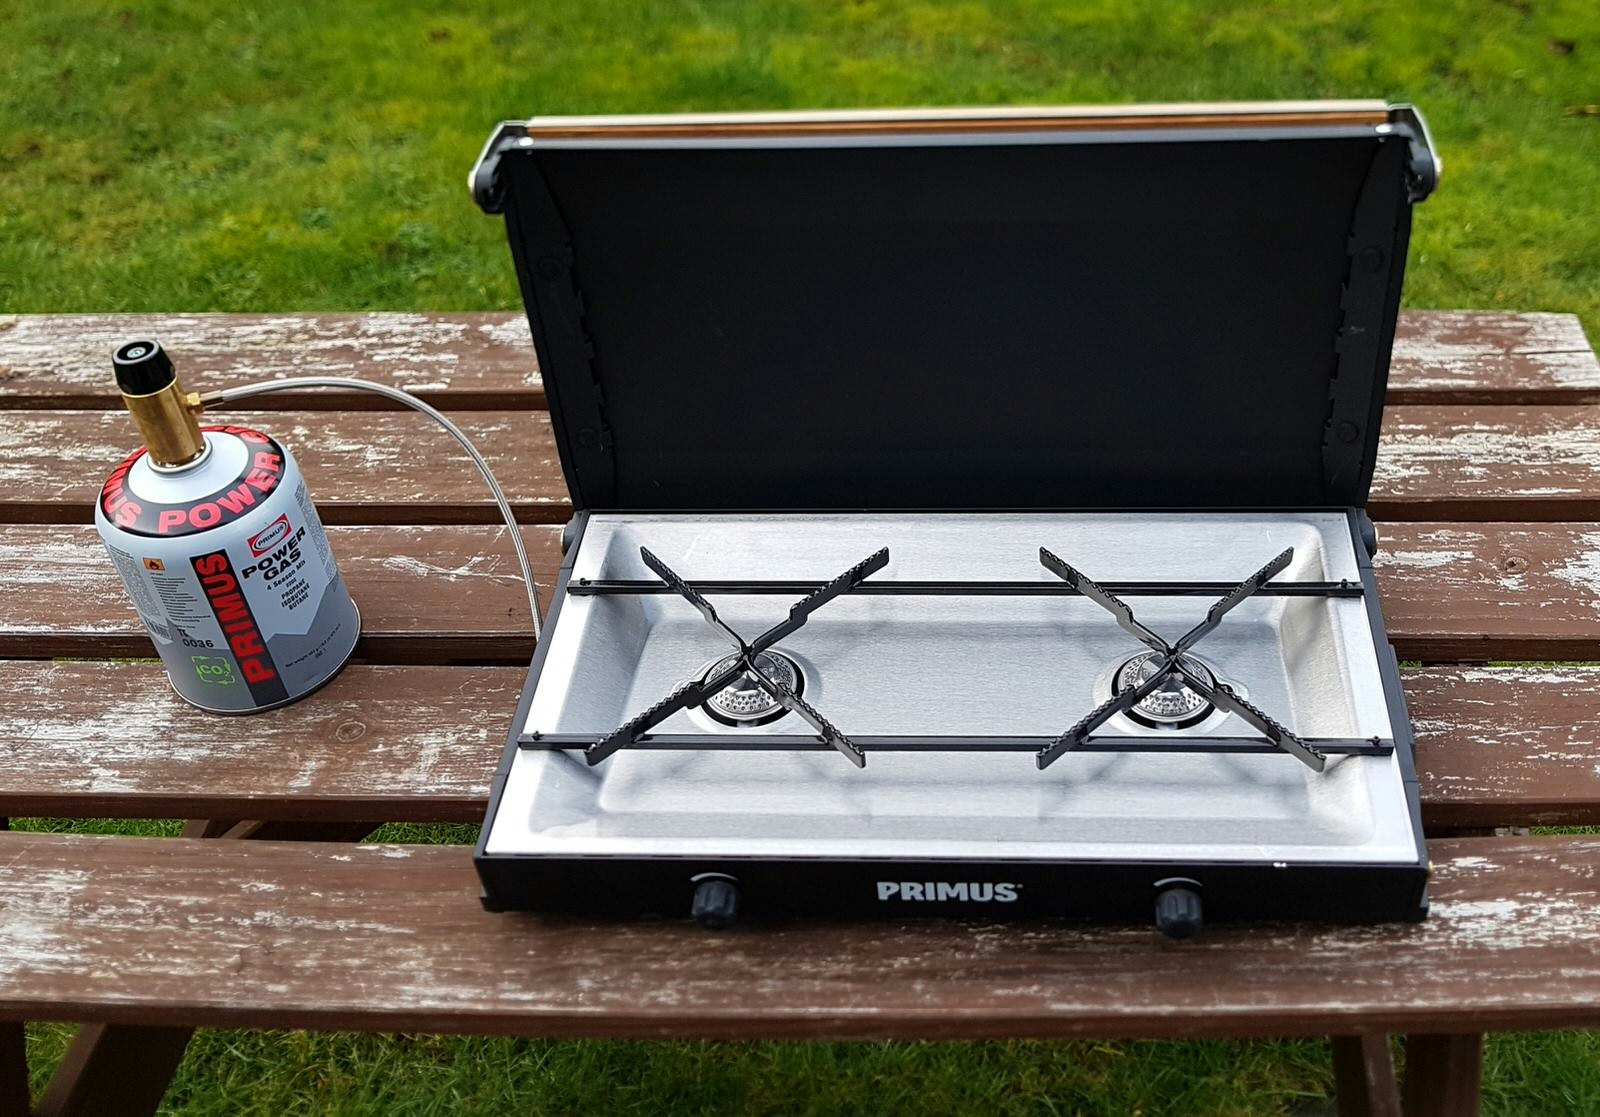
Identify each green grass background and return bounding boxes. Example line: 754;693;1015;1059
7;0;1600;1113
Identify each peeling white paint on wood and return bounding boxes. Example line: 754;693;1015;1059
1398;664;1600;819
475;316;539;363
1429;893;1600;950
0;662;520;805
1369;523;1600;657
1377;549;1477;570
1440;665;1600;688
1444;855;1500;871
0;525;555;640
1375;408;1600;494
0;313;542;397
0;409;567;511
1391;311;1600;391
0;835;1598;1033
0;866;90;978
381;552;519;583
1551;533;1600;605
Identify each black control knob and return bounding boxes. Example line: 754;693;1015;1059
691;878;740;930
1154;886;1203;940
112;339;176;395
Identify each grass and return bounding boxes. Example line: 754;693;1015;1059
6;0;1600;1112
3;0;1598;332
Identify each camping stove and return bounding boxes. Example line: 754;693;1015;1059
470;101;1436;934
477;511;1425;935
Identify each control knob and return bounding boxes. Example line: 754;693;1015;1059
1154;886;1204;940
691;877;741;930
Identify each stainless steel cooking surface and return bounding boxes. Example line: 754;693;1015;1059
484;512;1414;866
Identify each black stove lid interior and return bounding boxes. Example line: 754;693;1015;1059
483;104;1435;511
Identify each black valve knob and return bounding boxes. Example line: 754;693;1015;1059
112;339;176;395
1154;886;1203;940
691;878;740;930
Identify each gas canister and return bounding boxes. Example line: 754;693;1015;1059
93;340;359;713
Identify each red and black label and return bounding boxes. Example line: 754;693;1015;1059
190;547;289;707
99;426;288;538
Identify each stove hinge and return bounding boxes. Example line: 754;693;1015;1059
1324;135;1409;503
1388;104;1441;204
501;155;617;506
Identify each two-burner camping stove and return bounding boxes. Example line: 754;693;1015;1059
470;101;1437;936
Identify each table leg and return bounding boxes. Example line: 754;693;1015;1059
1;1021;29;1117
179;820;378;841
34;1023;194;1117
217;820;379;842
1332;1034;1401;1117
1401;1033;1483;1117
179;818;238;838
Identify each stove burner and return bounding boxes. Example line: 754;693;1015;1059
702;651;803;726
586;545;890;767
1114;652;1215;728
1038;545;1327;773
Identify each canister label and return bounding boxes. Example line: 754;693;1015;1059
99;424;288;537
95;427;359;713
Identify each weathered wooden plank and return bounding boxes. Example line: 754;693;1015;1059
0;314;542;409
0;410;568;525
13;405;1600;525
3;312;1593;408
0;663;522;821
0;833;1594;1038
0;525;557;663
1401;666;1600;829
1386;311;1599;405
1372;406;1600;521
5;522;1600;663
2;661;1598;829
1374;523;1600;661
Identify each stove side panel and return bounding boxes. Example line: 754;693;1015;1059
474;513;589;879
1350;508;1430;879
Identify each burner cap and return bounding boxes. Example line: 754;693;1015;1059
1113;652;1216;728
702;650;802;726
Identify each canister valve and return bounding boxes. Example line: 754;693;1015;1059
112;339;207;468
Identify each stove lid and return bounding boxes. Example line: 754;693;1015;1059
474;102;1437;512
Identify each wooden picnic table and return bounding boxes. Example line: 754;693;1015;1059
1;309;1598;1117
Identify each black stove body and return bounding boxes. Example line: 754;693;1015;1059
469;102;1438;935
